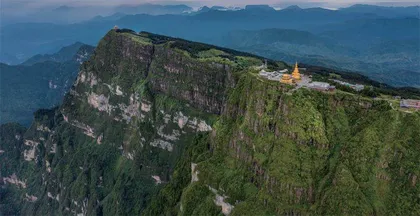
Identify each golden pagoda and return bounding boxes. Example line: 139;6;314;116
292;62;301;80
280;74;293;84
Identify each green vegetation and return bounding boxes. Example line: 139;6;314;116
0;44;94;126
234;56;262;68
122;32;152;45
1;29;418;216
139;31;274;62
197;49;229;58
224;27;420;87
307;65;420;99
147;73;420;215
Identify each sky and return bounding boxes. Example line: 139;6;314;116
2;0;419;8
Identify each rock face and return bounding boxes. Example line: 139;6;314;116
0;29;240;216
148;45;231;114
75;30;233;115
157;74;420;216
1;29;419;216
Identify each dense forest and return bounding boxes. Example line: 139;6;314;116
1;29;418;216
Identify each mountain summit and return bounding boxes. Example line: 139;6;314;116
282;5;303;11
1;29;419;215
245;5;276;12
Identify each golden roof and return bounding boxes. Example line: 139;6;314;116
280;74;293;84
293;62;299;73
292;62;301;80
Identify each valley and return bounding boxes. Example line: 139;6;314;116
0;43;94;125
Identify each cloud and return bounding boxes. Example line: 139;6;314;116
1;0;418;10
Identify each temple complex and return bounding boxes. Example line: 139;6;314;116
279;62;301;85
280;74;293;84
258;61;307;86
292;62;301;80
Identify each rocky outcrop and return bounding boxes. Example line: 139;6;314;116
23;139;40;161
2;30;418;216
149;45;232;114
3;174;27;188
209;186;234;216
191;163;199;183
0;30;238;216
167;73;420;216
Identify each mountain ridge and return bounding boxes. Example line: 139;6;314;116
222;27;419;87
21;42;88;66
0;43;94;125
1;5;417;88
1;29;419;215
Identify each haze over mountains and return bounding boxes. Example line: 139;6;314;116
222;25;419;87
0;3;195;26
0;3;419;87
0;43;94;125
1;2;419;215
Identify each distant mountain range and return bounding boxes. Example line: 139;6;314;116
0;3;194;26
0;43;94;125
0;4;418;86
221;27;419;87
339;4;420;18
21;42;88;66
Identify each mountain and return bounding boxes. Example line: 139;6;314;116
1;5;112;26
340;4;420;18
1;29;419;216
191;6;242;15
0;5;418;87
221;28;420;87
224;28;341;48
114;4;192;15
0;44;94;126
316;17;420;48
89;13;127;22
210;6;235;11
0;4;385;63
282;5;303;11
244;5;276;12
22;42;87;66
1;3;193;27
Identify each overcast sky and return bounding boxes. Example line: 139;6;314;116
2;0;419;8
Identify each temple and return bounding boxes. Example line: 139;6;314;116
280;74;293;84
292;62;301;80
279;62;301;85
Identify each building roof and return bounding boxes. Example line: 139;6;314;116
400;99;420;108
309;82;330;88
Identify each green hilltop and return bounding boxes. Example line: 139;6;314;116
1;29;419;216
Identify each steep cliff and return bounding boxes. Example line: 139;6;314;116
1;29;418;216
0;29;267;215
147;74;419;215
